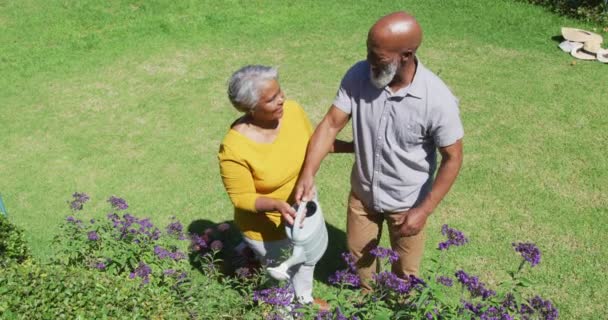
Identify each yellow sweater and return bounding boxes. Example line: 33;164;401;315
218;100;313;241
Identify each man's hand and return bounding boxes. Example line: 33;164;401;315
294;174;316;204
274;200;297;226
398;207;430;237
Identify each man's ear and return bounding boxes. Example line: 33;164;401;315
400;50;413;63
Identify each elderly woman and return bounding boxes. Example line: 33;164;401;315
218;65;351;306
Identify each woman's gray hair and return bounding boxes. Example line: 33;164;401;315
227;65;278;113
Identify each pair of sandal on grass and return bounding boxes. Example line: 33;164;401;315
558;27;608;63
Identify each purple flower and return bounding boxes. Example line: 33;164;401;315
163;269;176;276
463;301;484;314
154;245;170;259
190;233;208;251
107;196;128;210
373;272;425;294
166;217;184;238
436;275;454;287
95;262;106;270
69;192;90;211
107;212;161;242
479;306;514;320
463;301;514;320
502;293;517;311
66;216;75;222
342;252;357;272
210;240;223;251
328;252;361;287
369;246;399;263
169;251;186;261
154;245;185;261
455;270;496;300
130;261;152;284
315;309;333;320
425;309;440;320
328;269;361;287
512;242;541;267
253;286;294;306
438;224;468;250
520;296;558;320
87;231;99;241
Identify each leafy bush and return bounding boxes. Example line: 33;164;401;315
321;225;559;320
0;193;559;319
517;0;608;25
0;214;31;267
53;193;192;286
0;193;269;319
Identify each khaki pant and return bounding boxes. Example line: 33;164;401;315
346;191;426;291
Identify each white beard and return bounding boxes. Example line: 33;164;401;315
369;61;398;89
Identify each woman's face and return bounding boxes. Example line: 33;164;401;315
252;79;285;121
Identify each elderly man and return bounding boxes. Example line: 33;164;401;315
295;11;464;290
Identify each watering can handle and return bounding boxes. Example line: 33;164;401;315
291;201;309;239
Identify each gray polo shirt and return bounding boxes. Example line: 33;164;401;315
333;60;464;213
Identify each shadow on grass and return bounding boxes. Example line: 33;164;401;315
185;219;348;284
551;35;563;43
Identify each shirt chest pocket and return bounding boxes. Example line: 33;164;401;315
394;116;426;147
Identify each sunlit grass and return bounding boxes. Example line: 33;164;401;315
1;0;606;317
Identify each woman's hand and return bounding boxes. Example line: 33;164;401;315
274;200;297;226
295;174;316;204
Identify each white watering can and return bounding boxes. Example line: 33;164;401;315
267;200;328;281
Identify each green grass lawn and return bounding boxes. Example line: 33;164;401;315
1;0;607;318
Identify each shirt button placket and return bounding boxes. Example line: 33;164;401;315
373;102;389;211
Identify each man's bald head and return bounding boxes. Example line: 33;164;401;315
366;12;423;89
368;11;422;54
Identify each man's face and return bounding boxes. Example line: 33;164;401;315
367;45;399;89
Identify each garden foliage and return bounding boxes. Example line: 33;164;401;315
0;193;559;319
0;214;30;267
518;0;608;25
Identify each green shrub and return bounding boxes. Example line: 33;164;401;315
518;0;608;25
0;193;265;319
1;193;560;319
0;215;31;267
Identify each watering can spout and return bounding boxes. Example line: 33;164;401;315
267;200;328;281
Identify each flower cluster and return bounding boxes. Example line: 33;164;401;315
463;301;514;320
87;230;99;241
166;216;185;240
108;196;129;210
520;296;559;320
373;272;425;295
129;261;152;284
455;270;496;300
328;252;360;287
315;307;352;320
512;242;541;267
106;213;161;242
436;275;453;287
438;224;468;250
154;245;186;261
69;192;90;211
91;259;112;271
329;269;361;287
369;246;399;263
66;216;83;225
253;286;294;307
189;224;233;255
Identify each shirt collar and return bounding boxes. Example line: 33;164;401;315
385;58;425;100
